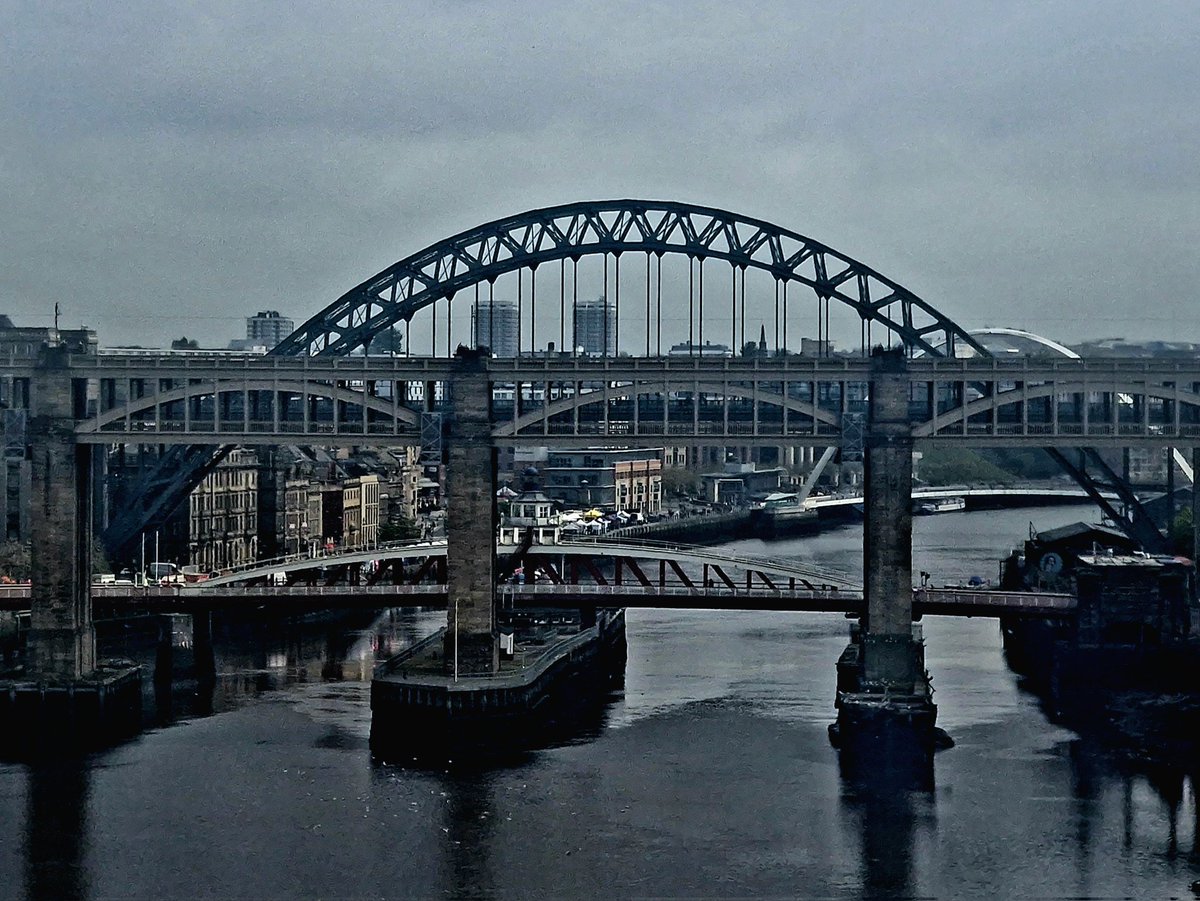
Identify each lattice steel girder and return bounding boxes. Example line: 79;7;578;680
273;200;989;359
1045;448;1171;553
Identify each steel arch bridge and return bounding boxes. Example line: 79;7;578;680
275;199;989;360
103;199;990;556
97;199;1176;557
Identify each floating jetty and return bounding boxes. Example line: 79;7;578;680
370;609;627;759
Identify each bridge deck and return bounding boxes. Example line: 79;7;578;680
3;352;1194;447
0;584;1075;617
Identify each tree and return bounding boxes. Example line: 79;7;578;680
171;336;199;350
916;447;1015;486
1170;506;1193;556
379;516;421;542
661;467;701;498
368;327;404;355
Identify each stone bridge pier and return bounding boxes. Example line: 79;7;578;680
443;350;499;676
833;347;939;769
0;344;141;753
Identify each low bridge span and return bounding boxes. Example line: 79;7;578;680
0;584;1074;618
811;484;1119;510
181;537;862;593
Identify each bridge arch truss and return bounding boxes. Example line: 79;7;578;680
276;200;989;360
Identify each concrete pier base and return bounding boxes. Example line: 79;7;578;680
0;664;142;756
829;624;944;773
371;610;627;761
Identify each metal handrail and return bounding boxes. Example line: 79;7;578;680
556;536;862;587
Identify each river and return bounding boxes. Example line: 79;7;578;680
1;504;1197;899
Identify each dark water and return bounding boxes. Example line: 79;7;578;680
2;505;1199;900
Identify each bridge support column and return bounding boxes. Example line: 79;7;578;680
1193;448;1200;576
27;346;95;679
444;351;499;676
0;345;141;753
831;348;939;769
863;351;917;688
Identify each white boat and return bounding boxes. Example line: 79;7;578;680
915;496;966;515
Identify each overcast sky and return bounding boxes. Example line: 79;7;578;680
3;1;1197;349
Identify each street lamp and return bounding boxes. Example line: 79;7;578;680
580;479;591;509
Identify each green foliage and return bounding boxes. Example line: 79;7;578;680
1170;505;1193;556
917;447;1015;486
978;448;1064;480
379;517;421;542
661;467;701;498
368;327;404;354
170;336;199;350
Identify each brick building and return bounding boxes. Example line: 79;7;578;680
542;448;663;513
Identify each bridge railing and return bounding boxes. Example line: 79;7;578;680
187;538;447;582
556;536;862;588
375;617;614;685
515;583;860;602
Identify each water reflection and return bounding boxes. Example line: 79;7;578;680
24;761;89;901
438;773;498;898
839;757;936;899
106;606;446;727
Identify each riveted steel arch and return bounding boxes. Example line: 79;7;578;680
276;200;988;359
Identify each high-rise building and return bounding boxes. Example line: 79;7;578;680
246;311;294;348
471;297;519;357
575;296;615;356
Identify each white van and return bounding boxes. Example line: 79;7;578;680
147;562;182;583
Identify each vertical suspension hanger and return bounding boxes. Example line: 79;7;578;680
613;252;621;356
656;252;663;357
472;282;480;350
602;254;609;359
645;252;651;358
774;278;780;355
688;255;695;357
730;265;737;351
734;263;744;352
530;264;537;356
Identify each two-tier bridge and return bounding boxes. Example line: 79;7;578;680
15;351;1200;452
4;198;1196;754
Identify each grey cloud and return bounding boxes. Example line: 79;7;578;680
2;0;1197;346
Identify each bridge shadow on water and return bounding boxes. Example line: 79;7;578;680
838;758;938;900
104;604;627;770
20;759;90;901
7;604;1200;898
370;672;627;772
